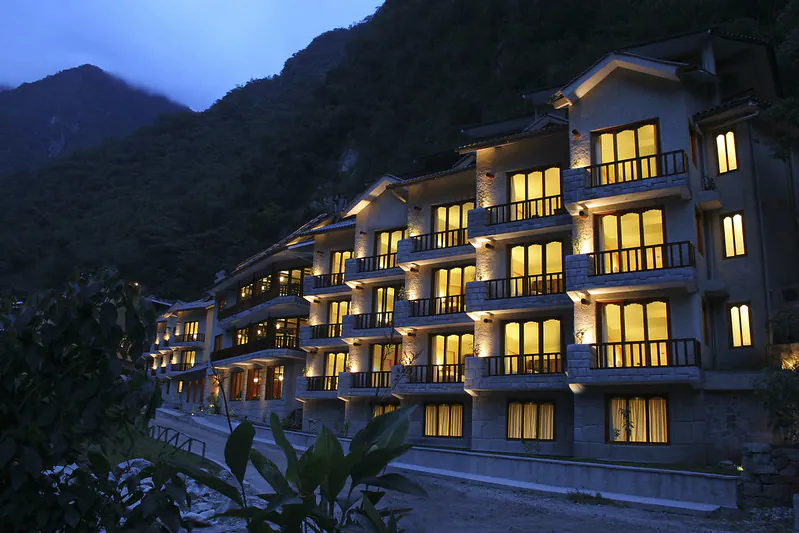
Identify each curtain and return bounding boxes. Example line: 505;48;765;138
523;403;538;439
450;404;463;437
629;397;647;442
648;398;668;443
507;403;522;439
424;405;437;436
539;404;555;440
439;405;451;437
610;398;626;442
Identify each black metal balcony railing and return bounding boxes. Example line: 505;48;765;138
702;175;717;191
404;364;464;383
590;242;695;276
592;339;701;369
307;375;338;392
218;283;303;320
587;150;688;188
211;335;300;362
353;312;394;329
487;194;564;225
486;353;563;376
411;228;468;252
160;366;167;374
170;362;195;372
356;253;397;273
310;323;342;339
486;273;565;299
410;295;465;316
313;272;345;289
351;371;391;389
174;332;206;343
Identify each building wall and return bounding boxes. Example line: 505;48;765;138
313;229;355;276
406;172;475;236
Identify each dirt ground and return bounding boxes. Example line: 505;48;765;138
155;414;791;533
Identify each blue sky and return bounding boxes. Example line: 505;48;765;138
0;1;383;110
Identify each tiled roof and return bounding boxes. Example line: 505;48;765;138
458;123;567;152
299;217;356;236
230;214;326;275
386;161;476;190
692;96;766;122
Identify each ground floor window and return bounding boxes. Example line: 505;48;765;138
372;404;398;418
424;403;463;437
608;396;668;443
230;371;244;401
266;365;284;400
247;368;263;400
507;401;555;440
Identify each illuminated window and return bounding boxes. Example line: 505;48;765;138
431;332;474;366
183;350;196;367
597;208;665;272
373;284;402;326
182;321;199;340
230;371;244;401
431;265;475;313
729;303;752;347
266;365;284;400
599;300;670;367
424;404;463;437
595;122;658;184
715;130;738;174
371;343;400;372
277;268;308;295
330;251;352;275
372;404;398;418
177;381;184;393
239;283;253;301
235;327;249;346
503;319;562;374
608;396;668;444
246;368;263;400
432;200;474;246
507;402;555;440
273;317;306;348
375;228;407;267
509;167;562;219
509;241;563;295
328;299;350;325
721;212;746;257
325;351;347;377
257;275;271;294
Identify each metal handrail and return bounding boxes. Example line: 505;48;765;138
356;253;398;273
353;312;394;329
149;424;207;457
411;228;468;251
585;150;687;187
409;295;465;316
486;194;564;225
591;338;701;368
485;353;563;375
589;241;695;276
486;273;564;299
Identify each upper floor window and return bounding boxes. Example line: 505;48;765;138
253;321;268;339
371;343;400;372
235;327;249;346
510;167;562;218
600;300;669;366
375;228;407;256
325;351;347;376
374;284;402;314
274;317;306;339
594;122;658;183
721;212;746;258
597;208;665;272
330;251;352;275
328;299;350;325
183;350;196;366
432;200;474;247
257;275;271;294
239;284;253;301
431;331;474;366
509;241;563;295
503;318;562;373
182;321;199;338
433;265;475;299
729;303;752;348
715;130;738;174
214;334;222;352
277;268;308;295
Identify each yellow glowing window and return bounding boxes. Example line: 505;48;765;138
609;396;668;443
328;299;350;325
371;343;400;372
177;381;183;393
372;404;398;418
507;402;555;440
325;351;347;376
424;403;463;437
331;251;352;275
715;131;738;174
721;212;746;258
235;327;249;346
595;123;658;184
239;284;253;301
600;300;670;367
729;303;752;347
184;350;196;366
433;265;475;298
431;332;474;366
376;229;407;255
503;319;561;374
182;321;199;339
598;208;665;272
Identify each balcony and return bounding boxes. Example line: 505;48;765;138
566;341;703;386
566;242;698;296
218;282;304;322
338;371;394;399
468;198;571;242
170;362;196;372
465;275;571;316
392;363;466;396
697;175;722;211
303;272;350;299
358;253;397;272
411;295;465;316
296;375;340;401
311;323;342;338
307;375;338;391
344;255;404;285
172;332;206;345
341;312;396;342
210;335;303;365
464;355;567;393
397;229;474;267
300;323;346;350
563;150;691;213
394;296;471;329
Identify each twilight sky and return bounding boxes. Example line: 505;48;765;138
0;1;383;110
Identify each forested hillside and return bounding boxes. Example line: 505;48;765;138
0;65;188;174
0;0;797;299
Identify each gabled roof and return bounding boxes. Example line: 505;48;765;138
692;96;766;124
342;175;402;217
299;216;356;236
551;52;690;109
457;123;568;153
230;214;323;275
168;297;214;313
460;114;536;140
387;154;475;190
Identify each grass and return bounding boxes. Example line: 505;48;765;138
567;489;618;506
106;434;221;473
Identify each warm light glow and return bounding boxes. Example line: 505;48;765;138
582;327;595;344
253;377;260;383
278;375;284;381
569;383;586;394
716;131;738;174
722;213;746;257
730;304;752;347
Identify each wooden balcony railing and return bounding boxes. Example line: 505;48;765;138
313;273;345;289
586;150;688;188
486;273;564;299
486;194;564;225
404;364;464;383
218;283;303;320
411;228;468;252
307;376;338;392
351;371;391;389
589;242;695;276
173;332;206;343
356;253;397;273
409;295;465;316
211;335;300;362
592;338;701;369
485;353;563;376
353;312;394;329
170;362;195;372
310;323;342;339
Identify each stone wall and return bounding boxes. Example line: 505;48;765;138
741;443;799;507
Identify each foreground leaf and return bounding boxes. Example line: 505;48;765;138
225;421;255;485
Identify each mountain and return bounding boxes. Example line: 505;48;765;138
0;0;797;299
0;65;188;174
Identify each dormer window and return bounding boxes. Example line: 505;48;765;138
715;130;738;174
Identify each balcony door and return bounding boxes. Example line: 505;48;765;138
371;343;400;372
503;319;561;373
509;241;563;296
597;208;664;272
510;167;561;219
182;321;199;340
373;285;402;327
328;300;350;325
277;268;308;296
330;251;352;276
431;332;473;366
433;200;474;247
600;300;670;367
274;317;306;348
325;351;347;376
433;265;475;313
594;122;658;183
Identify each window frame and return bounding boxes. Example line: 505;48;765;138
423;403;465;438
428;330;475;366
727;302;754;349
431;263;476;299
373;227;408;256
246;367;263;401
604;394;670;445
506;165;563;204
230;370;244;401
370;343;401;372
372;284;404;314
596;298;673;344
591;118;661;166
266;365;284;400
714;129;739;175
593;206;667;253
329;249;353;276
720;211;747;258
501;316;564;358
324;351;348;377
327;299;351;325
430;198;476;233
694;207;705;257
372;403;399;419
507;239;565;279
506;400;556;441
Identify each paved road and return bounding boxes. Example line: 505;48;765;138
153;413;788;533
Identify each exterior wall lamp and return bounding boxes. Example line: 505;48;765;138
571;129;581;139
485;172;495;179
484;242;495;249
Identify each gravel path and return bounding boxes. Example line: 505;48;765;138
153;413;790;533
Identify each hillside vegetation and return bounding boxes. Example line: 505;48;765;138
0;0;797;299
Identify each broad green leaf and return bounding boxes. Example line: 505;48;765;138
350;407;413;455
357;473;427;497
359;493;388;533
225;421;255;485
250;448;295;495
269;412;298;486
296;446;329;496
351;444;412;485
166;461;243;506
